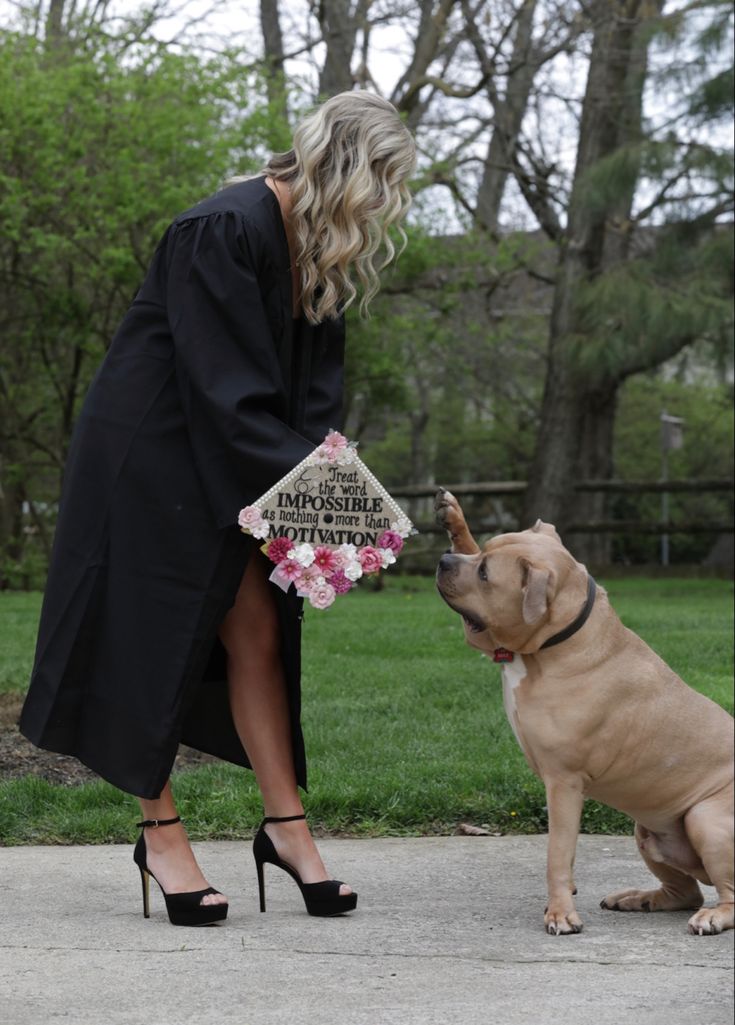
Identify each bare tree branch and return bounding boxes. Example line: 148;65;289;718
390;0;457;127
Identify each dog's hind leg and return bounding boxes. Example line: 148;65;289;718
683;783;734;935
434;489;480;555
600;823;704;915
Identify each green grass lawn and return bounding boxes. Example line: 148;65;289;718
0;576;732;845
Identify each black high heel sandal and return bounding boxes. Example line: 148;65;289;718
133;816;228;926
253;814;358;917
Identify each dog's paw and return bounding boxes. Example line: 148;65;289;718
544;905;583;936
435;488;480;555
434;488;470;537
687;904;734;936
434;487;461;525
601;887;703;913
600;888;656;913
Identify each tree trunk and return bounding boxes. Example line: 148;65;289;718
522;0;648;537
317;0;359;97
391;0;455;130
571;383;618;566
260;0;289;126
475;0;538;233
44;0;65;47
0;461;26;590
564;1;659;562
407;384;432;525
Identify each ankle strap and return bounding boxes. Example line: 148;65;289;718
261;814;306;825
136;816;181;829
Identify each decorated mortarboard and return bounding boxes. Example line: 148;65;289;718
237;431;416;609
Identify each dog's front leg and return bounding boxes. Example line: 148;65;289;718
434;488;480;555
544;779;585;935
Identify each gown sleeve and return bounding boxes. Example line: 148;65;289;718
165;211;317;529
301;316;346;445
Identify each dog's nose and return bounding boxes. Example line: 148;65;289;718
437;553;456;575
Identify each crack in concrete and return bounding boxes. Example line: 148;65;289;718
0;942;730;971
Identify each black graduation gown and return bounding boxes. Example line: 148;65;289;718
19;177;345;799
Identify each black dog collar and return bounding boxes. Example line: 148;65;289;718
539;574;597;651
493;574;597;662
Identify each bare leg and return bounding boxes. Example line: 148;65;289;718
218;551;351;895
137;781;227;906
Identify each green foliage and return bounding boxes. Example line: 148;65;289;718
576;143;645;220
0;591;41;692
689;66;735;119
0;27;284;586
556;1;733;459
612;374;734;563
345;228;548;492
571;224;734;386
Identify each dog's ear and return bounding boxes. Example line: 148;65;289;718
520;559;556;625
530;519;562;542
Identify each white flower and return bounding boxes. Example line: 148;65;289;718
379;547;396;569
336;445;358;465
391;517;412;539
343;561;363;581
339;543;358;559
250;521;270;540
290;543;315;567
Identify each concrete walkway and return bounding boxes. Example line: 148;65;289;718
1;836;732;1025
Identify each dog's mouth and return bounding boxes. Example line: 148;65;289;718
460;611;486;634
436;584;486;634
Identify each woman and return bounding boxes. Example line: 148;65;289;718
20;90;416;926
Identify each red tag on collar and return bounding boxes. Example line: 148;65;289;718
493;648;515;663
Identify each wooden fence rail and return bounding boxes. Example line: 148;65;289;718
391;479;735;498
391;479;734;536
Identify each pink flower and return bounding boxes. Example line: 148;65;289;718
358;545;383;575
329;548;348;570
277;559;304;582
330;570;354;595
376;530;404;555
308;582;337;609
238;505;264;530
298;564;323;588
266;536;295;564
315;430;349;463
313;545;339;575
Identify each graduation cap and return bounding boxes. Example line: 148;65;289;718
238;432;415;609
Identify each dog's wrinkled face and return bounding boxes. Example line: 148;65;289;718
436;521;579;654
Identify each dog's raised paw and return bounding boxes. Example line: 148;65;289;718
434;488;462;526
433;487;451;513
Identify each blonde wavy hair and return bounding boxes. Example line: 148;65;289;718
263;91;416;323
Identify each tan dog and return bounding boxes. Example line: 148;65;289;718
435;488;734;936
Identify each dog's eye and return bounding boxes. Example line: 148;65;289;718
478;561;488;582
